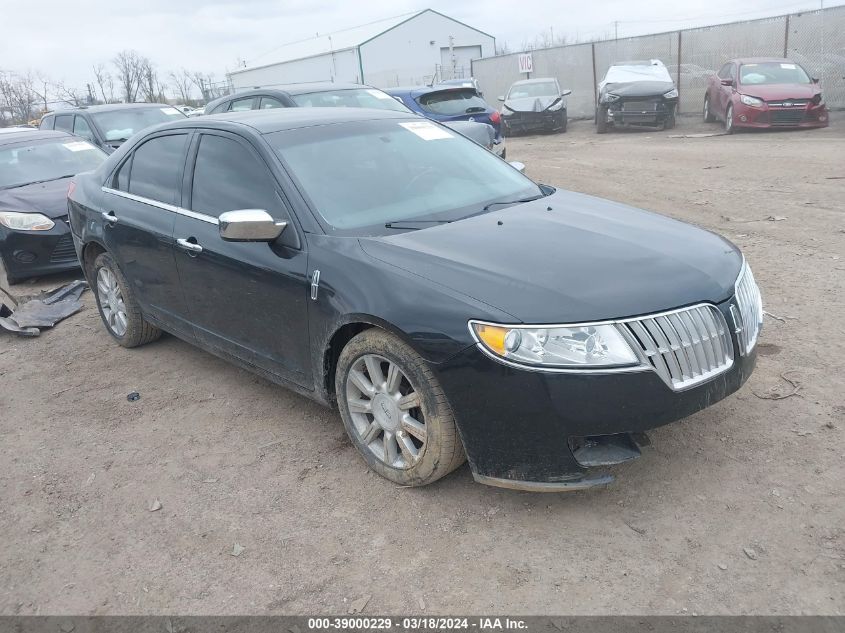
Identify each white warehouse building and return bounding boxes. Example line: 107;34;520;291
228;9;495;90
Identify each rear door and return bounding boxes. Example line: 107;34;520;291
173;131;310;385
101;132;194;337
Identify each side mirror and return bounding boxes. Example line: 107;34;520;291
812;77;820;84
218;209;286;242
561;89;572;96
509;161;526;174
498;95;505;102
720;78;734;87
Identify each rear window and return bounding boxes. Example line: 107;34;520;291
291;88;408;112
417;90;489;116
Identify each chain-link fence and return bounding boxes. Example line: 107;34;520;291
472;5;845;119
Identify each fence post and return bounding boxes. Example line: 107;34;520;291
591;42;598;109
676;31;683;114
783;14;790;58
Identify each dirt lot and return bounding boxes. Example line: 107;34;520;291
1;114;843;616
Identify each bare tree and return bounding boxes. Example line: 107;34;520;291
112;50;146;102
169;69;194;104
93;63;115;103
189;71;211;101
138;58;168;102
54;82;86;107
0;71;40;124
496;41;511;56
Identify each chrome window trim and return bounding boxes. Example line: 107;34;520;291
468;300;734;384
101;186;219;225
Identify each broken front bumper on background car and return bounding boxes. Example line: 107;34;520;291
503;109;565;133
605;97;676;127
432;270;762;491
0;215;79;284
732;98;828;129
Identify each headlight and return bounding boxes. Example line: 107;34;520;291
663;88;679;99
604;93;620;103
0;211;55;231
470;321;639;369
740;94;763;107
547;100;564;111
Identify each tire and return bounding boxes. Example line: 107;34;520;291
92;252;161;348
703;95;716;122
725;104;735;135
335;328;466;487
596;106;608;134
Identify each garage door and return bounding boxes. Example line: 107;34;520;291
440;45;482;79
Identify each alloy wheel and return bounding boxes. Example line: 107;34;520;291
703;98;709;121
726;105;734;133
345;354;427;469
96;266;128;337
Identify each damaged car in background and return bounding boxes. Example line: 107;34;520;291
499;78;571;134
69;109;762;492
596;60;679;133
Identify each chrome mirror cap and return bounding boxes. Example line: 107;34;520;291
218;209;286;242
509;161;526;174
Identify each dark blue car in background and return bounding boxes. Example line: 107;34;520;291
385;85;505;158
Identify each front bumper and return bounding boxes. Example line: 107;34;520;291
503;110;565;133
733;101;828;129
607;99;676;127
0;216;79;282
433;301;757;490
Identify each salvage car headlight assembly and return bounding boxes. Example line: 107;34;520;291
470;321;639;370
603;93;620;103
663;88;679;99
0;211;55;231
740;94;764;107
547;100;564;111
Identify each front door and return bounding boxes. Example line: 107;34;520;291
173;131;310;385
101;132;194;337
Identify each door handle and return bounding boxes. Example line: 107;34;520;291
101;211;118;226
176;237;203;255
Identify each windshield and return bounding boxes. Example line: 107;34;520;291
740;62;811;85
0;138;106;189
91;107;187;142
604;65;672;84
292;89;409;112
267;119;541;233
417;89;489;115
508;82;558;99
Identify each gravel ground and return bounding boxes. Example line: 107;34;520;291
1;113;843;615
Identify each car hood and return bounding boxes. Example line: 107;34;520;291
0;177;72;219
504;96;560;113
359;190;742;323
737;83;820;100
604;81;676;98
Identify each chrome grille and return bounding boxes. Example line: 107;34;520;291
732;262;763;355
620;305;734;391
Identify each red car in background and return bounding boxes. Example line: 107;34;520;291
703;58;829;133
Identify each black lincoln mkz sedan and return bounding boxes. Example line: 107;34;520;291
68;108;762;491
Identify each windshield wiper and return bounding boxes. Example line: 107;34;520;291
482;194;545;212
384;219;452;230
4;174;75;189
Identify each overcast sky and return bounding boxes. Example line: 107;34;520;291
0;0;838;95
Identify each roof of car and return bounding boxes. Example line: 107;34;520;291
731;57;802;65
0;129;73;146
178;107;413;134
509;78;557;86
45;103;173;115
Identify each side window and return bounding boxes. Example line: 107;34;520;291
39;115;54;130
259;97;284;109
113;157;131;191
190;134;279;217
54;115;73;132
728;64;737;80
228;97;255;112
127;134;188;205
717;63;732;79
73;116;95;142
209;102;228;114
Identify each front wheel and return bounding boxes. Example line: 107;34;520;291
596;106;608;134
725;104;735;134
703;95;716;122
335;328;465;486
93;252;161;348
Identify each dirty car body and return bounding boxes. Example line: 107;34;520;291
499;78;570;134
0;130;106;283
597;60;679;131
68;109;761;491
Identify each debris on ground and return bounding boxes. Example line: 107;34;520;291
231;543;245;557
718;563;728;570
753;372;802;400
0;280;87;337
148;498;162;512
743;547;759;561
127;392;141;402
348;594;371;614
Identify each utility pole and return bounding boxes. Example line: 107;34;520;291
614;21;619;41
